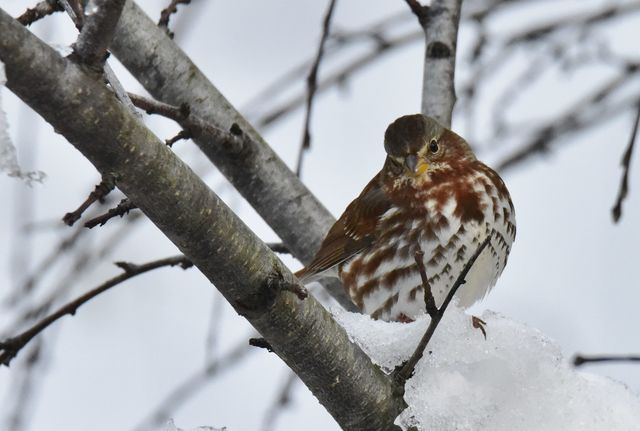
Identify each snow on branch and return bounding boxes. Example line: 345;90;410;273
336;305;640;431
0;60;45;184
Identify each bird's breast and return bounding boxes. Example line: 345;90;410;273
340;168;515;322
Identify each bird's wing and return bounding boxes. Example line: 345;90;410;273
295;173;392;282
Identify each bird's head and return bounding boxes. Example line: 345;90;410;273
382;114;475;182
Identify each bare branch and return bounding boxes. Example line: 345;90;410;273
71;0;126;69
394;236;492;385
296;0;337;177
59;0;84;28
110;2;357;311
612;101;640;223
62;174;116;226
404;0;429;27
158;0;191;38
84;198;138;228
0;256;192;366
4;227;85;305
132;338;254;431
165;129;190;147
574;354;640;367
261;372;299;431
416;0;463;127
254;31;421;129
17;0;63;26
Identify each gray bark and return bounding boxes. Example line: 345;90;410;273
420;0;462;127
0;8;404;430
109;0;355;311
71;0;126;68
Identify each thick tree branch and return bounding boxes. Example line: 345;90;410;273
408;0;462;127
71;0;126;69
109;2;355;310
0;10;404;429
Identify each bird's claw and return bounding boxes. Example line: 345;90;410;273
471;315;487;339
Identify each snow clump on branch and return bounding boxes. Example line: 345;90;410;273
334;305;640;431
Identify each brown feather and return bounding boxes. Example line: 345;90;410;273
295;172;392;282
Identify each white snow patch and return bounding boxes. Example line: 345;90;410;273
0;61;46;184
333;306;640;431
165;418;227;431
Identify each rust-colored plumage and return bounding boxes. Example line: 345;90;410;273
296;114;516;321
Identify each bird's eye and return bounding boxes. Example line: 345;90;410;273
429;139;439;154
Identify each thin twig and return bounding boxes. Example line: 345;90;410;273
158;0;191;38
17;0;64;26
131;338;254;431
128;92;246;154
71;0;126;69
59;0;84;29
261;371;299;431
253;31;421;129
296;0;338;177
573;354;640;367
0;255;192;367
394;236;492;386
266;242;291;255
414;249;437;316
84;198;137;228
62;174;116;226
165;130;191;147
249;337;274;352
612;101;640;223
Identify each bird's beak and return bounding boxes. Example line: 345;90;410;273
404;155;428;175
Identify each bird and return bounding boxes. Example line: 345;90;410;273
295;114;516;323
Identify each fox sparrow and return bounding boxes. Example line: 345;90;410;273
296;114;516;322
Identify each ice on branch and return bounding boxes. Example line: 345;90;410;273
334;305;640;431
0;61;46;184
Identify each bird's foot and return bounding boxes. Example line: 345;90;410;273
471;315;487;339
396;313;415;323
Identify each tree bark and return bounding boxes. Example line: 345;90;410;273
109;0;355;310
0;8;404;430
420;0;462;127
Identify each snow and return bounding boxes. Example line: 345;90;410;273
164;418;227;431
333;305;640;431
0;60;46;184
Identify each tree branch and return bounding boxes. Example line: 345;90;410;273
0;9;404;428
612;101;640;223
109;1;356;311
158;0;191;38
84;197;138;228
573;354;640;367
62;174;116;226
408;0;462;127
17;0;63;26
296;0;337;177
0;256;192;366
71;0;126;69
394;236;492;385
